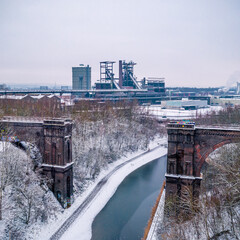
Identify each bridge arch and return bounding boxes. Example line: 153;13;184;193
196;139;234;176
165;122;240;203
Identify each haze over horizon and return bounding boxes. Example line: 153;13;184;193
1;0;240;88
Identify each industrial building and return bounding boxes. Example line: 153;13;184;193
95;60;141;90
161;99;208;110
70;60;168;104
211;97;240;107
141;77;165;93
72;65;91;90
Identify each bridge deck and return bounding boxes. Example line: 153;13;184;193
1;117;44;123
196;125;240;132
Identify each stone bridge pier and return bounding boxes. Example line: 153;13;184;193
0;117;73;208
165;121;240;213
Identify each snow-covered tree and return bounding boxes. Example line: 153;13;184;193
72;101;164;194
0;142;61;239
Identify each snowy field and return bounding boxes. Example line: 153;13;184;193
142;105;223;120
35;137;167;240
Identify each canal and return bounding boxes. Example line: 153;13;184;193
91;154;167;240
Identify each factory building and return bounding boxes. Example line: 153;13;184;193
211;97;240;107
161;99;208;110
72;65;91;90
141;77;165;94
95;60;141;90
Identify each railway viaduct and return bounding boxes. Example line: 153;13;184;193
0;117;73;208
165;121;240;207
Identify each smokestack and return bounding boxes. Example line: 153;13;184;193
119;60;123;88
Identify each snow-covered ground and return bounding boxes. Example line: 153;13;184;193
147;190;165;240
142;105;223;120
36;137;167;240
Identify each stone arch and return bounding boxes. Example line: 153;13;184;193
196;139;237;176
176;149;184;175
67;140;71;163
186;133;191;143
184;162;190;175
166;123;240;215
169;161;175;174
67;176;71;198
52;142;57;165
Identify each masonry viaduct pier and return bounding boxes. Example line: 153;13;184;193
165;121;240;209
0;116;73;208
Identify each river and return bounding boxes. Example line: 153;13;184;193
91;155;167;240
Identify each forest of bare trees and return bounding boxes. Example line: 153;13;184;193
72;101;165;193
195;106;240;125
0;100;165;239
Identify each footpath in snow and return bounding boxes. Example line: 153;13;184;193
37;137;167;240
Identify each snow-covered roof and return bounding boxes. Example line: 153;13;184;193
31;94;45;99
48;94;60;99
0;95;27;100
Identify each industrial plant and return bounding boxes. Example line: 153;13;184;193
71;60;166;104
1;60;240;108
72;60;165;92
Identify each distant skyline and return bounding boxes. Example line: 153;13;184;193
0;0;240;88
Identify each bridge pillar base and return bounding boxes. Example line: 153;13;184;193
165;174;202;216
42;163;74;208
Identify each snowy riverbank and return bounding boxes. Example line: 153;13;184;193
146;190;165;240
35;137;167;240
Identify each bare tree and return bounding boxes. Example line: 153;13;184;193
0;124;17;220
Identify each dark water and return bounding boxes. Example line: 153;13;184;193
91;155;167;240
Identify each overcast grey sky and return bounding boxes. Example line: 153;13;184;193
0;0;240;87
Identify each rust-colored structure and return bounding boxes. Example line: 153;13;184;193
0;117;73;208
166;121;240;209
